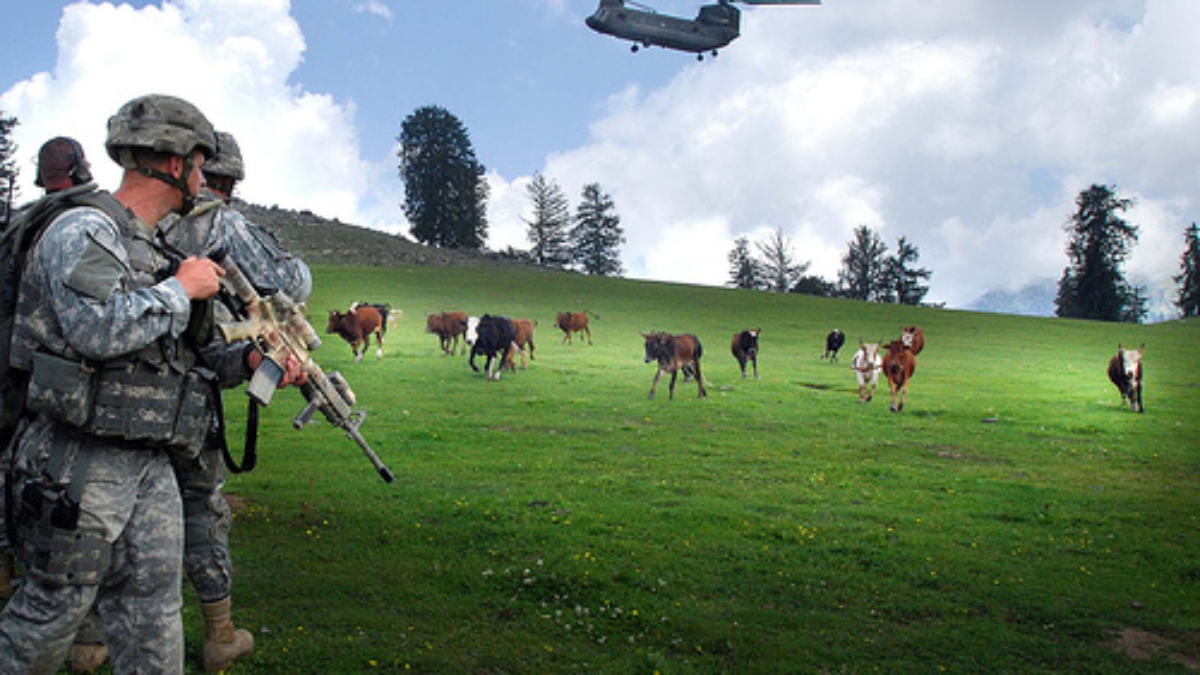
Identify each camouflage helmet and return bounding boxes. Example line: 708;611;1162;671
203;131;245;181
105;94;216;167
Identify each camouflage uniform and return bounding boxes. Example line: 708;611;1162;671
0;94;226;675
159;187;311;602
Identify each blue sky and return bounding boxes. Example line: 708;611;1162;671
2;1;1198;315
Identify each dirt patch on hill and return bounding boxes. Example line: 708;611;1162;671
1107;627;1200;670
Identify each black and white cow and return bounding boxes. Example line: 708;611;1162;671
469;314;516;381
731;328;760;380
822;329;846;362
1107;344;1144;413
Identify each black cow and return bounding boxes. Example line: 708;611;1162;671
731;328;760;380
469;314;516;381
822;329;846;362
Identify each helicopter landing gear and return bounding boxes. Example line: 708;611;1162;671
632;44;639;53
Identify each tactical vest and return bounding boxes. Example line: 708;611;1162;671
16;193;215;457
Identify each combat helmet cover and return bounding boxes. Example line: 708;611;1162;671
203;131;245;181
105;94;216;167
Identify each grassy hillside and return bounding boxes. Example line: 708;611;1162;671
175;263;1197;674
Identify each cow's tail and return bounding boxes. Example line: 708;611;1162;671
585;309;601;320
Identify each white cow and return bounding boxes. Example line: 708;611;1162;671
850;341;883;403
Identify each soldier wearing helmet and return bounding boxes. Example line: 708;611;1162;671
0;94;302;674
149;130;311;672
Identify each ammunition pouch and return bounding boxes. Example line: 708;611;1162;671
25;351;216;458
14;478;111;586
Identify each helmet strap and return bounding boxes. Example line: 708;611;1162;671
125;149;199;215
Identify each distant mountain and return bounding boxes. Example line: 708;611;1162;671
968;278;1182;323
966;281;1057;317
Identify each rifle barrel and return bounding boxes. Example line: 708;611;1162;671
347;425;395;483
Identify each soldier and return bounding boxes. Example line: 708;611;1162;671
34;136;94;193
0;136;96;601
68;132;311;673
0;94;298;674
159;130;311;672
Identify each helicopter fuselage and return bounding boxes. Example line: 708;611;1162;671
586;0;741;55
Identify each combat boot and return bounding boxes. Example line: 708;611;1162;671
201;596;254;672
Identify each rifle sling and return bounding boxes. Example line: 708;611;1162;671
220;393;259;475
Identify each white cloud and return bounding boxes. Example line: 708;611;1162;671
7;0;1197;317
353;1;393;24
1;0;374;229
490;0;1200;312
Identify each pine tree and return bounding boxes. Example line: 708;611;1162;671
397;106;488;249
1175;222;1200;318
0;112;19;224
727;236;764;290
838;225;889;301
886;236;932;305
570;183;624;276
792;275;837;297
1055;184;1142;322
523;173;571;268
756;227;809;293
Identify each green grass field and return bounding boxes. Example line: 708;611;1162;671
175;264;1197;674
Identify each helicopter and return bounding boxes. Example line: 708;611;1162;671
586;0;820;60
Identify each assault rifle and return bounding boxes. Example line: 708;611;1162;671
210;249;395;483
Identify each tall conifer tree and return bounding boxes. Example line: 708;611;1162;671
398;106;488;249
1055;184;1144;323
570;183;624;276
523;173;571;267
1175;222;1200;318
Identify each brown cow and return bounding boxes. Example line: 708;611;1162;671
327;305;386;362
503;318;538;369
901;325;925;355
426;311;469;355
642;331;707;399
731;328;760;380
557;310;596;345
1107;344;1144;413
882;339;917;412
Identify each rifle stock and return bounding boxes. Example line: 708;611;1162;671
211;249;395;483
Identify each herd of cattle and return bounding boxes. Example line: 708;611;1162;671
322;304;1145;413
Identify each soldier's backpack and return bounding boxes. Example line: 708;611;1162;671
0;183;128;441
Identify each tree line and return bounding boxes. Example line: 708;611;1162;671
728;225;933;306
398;106;624;276
5;106;1200;319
